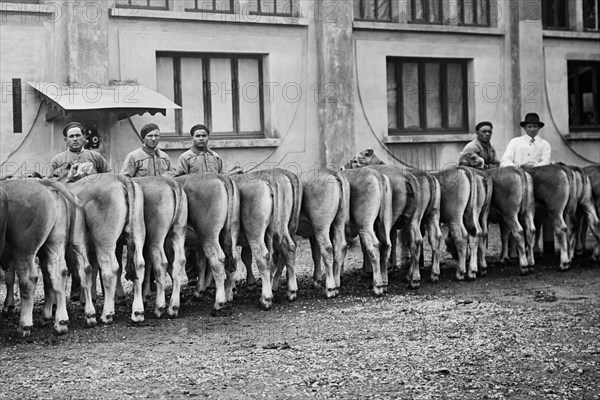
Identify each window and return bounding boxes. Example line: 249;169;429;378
542;0;568;30
249;0;298;16
568;61;600;130
0;0;40;3
387;58;468;134
156;53;264;138
186;0;234;13
354;0;393;21
114;0;169;10
406;0;442;24
458;0;489;26
584;0;599;31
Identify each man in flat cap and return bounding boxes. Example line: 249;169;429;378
47;121;111;178
458;121;500;169
175;124;223;176
121;123;172;177
501;113;551;167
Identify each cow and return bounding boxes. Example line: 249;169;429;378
339;167;393;295
58;171;146;326
175;173;239;315
524;164;574;270
566;165;600;261
228;171;279;310
482;167;537;274
128;176;188;318
344;150;443;285
346;149;481;281
0;178;81;336
0;188;7;261
262;168;302;301
296;168;350;298
582;165;600;261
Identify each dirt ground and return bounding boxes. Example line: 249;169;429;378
1;226;599;400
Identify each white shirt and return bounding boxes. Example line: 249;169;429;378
500;135;551;167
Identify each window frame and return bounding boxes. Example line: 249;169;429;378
249;0;296;17
542;0;569;30
114;0;169;10
583;0;599;31
157;52;266;139
354;0;394;22
568;61;600;131
185;0;235;14
457;0;491;27
387;57;469;135
408;0;443;25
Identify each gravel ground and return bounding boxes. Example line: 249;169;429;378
1;226;599;399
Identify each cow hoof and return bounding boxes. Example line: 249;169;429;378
325;287;336;299
287;290;297;302
519;268;529;276
373;285;385;297
131;311;145;323
53;323;69;336
430;273;440;283
312;280;323;290
84;317;97;328
479;268;488;277
154;308;164;319
101;314;114;325
455;271;465;281
559;263;570;271
192;290;205;300
210;307;233;317
466;272;477;281
408;280;421;290
259;297;273;311
19;325;33;338
2;305;15;318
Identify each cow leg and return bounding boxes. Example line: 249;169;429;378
425;217;443;283
377;229;392;294
309;235;323;290
14;254;38;337
203;240;230;315
313;230;336;298
247;239;273;311
194;247;209;298
283;236;298;301
504;217;528;275
404;225;423;289
2;264;16;317
166;235;185;318
146;244;168;318
38;253;55;327
41;243;69;335
499;220;510;263
447;222;468;281
549;213;571;270
331;220;347;297
70;242;97;327
114;242;127;305
240;245;257;292
271;251;282;292
95;247;121;324
359;230;384;296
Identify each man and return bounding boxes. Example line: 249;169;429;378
176;124;223;175
458;121;500;169
47;122;110;178
121;123;172;177
501;113;551;167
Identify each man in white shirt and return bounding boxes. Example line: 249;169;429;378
500;113;551;167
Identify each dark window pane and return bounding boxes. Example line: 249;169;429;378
584;0;599;30
387;62;398;129
447;63;464;128
425;63;442;128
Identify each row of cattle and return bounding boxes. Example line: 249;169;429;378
0;156;599;337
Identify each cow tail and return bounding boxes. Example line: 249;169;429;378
334;170;350;228
165;177;183;233
400;172;420;225
459;167;478;235
278;169;302;236
378;174;393;246
217;174;239;268
118;176;139;280
0;189;7;258
38;179;82;207
562;165;577;218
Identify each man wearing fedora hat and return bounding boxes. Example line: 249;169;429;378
458;121;500;169
501;113;551;167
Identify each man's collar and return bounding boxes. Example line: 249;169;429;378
68;148;84;154
142;144;159;155
191;146;211;155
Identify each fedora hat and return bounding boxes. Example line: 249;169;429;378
520;113;545;128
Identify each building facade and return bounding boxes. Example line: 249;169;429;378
0;0;599;176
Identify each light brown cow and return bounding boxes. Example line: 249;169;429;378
130;176;188;318
581;165;600;261
296;168;350;298
0;179;81;336
525;164;573;270
567;165;600;261
0;188;7;261
340;168;393;295
176;173;239;315
63;172;146;326
484;166;536;274
229;171;279;309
